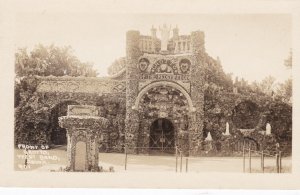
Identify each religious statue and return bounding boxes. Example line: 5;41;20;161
266;123;271;135
223;122;231;136
205;132;213;141
159;24;171;51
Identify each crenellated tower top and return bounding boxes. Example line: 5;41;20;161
137;25;205;55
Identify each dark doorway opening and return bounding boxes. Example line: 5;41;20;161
49;101;79;146
149;118;175;154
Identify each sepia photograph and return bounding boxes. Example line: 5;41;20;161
1;0;300;190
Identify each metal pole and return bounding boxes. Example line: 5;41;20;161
276;154;279;173
125;147;128;171
261;150;264;173
186;158;188;173
180;151;183;173
175;147;178;172
249;145;251;173
243;140;245;173
279;151;282;173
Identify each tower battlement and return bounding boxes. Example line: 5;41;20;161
131;25;205;55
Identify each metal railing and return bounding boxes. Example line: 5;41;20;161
242;144;282;173
98;145;284;173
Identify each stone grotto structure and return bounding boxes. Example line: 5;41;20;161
58;105;109;171
15;26;292;156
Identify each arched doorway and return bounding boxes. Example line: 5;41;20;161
136;84;190;154
149;118;175;154
243;137;259;151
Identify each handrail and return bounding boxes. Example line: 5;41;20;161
243;147;277;157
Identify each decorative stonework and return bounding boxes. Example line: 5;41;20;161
138;53;193;75
179;59;191;74
138;80;191;93
58;105;109;172
15;26;292;157
36;76;126;94
150;59;178;74
138;58;150;72
68;105;100;116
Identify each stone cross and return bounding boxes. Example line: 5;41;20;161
159;24;171;51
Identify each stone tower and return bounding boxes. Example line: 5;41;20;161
124;26;205;155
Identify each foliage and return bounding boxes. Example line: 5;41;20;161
14;44;99;146
284;50;292;69
15;44;98;77
257;76;276;95
276;78;292;104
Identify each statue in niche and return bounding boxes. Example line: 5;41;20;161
159;24;171;51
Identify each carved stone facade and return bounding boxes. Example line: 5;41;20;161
27;26;291;156
58;105;109;171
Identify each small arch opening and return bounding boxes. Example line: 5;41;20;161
149;118;175;154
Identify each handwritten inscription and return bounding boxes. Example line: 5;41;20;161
16;144;60;170
18;144;49;150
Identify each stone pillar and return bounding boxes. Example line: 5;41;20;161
189;31;205;155
59;105;109;172
125;30;142;153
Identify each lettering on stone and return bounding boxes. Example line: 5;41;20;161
68;105;99;116
139;73;190;81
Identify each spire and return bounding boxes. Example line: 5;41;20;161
151;25;157;38
173;25;179;39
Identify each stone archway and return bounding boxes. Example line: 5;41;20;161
136;84;191;154
134;81;194;111
149;118;175;154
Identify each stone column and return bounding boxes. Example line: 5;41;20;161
189;31;205;155
59;105;109;172
125;30;142;153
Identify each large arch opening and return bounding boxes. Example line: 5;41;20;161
232;100;260;129
149;118;175;154
136;84;190;154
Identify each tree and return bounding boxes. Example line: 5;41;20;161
15;44;98;107
14;45;99;146
15;44;98;77
275;49;292;104
276;78;292;103
258;76;276;95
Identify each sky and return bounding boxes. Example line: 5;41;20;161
15;13;292;83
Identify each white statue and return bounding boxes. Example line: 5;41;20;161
205;132;213;141
159;24;171;51
223;122;231;136
266;123;271;135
